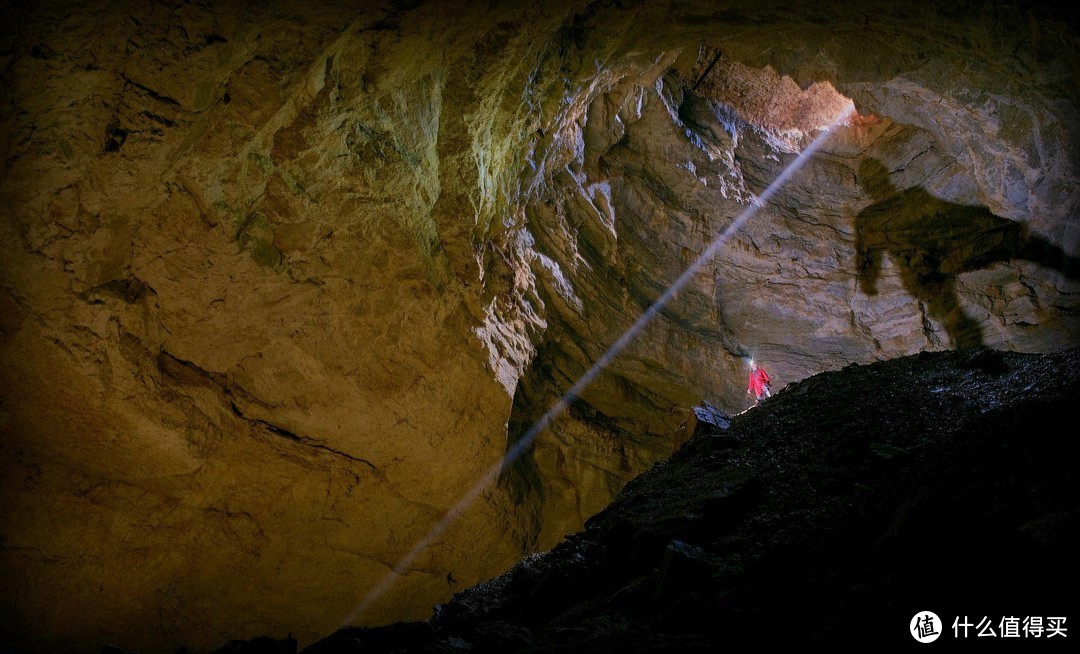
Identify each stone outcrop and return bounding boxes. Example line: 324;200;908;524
254;346;1080;652
1;1;1077;652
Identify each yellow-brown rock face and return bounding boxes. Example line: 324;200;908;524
1;1;1077;651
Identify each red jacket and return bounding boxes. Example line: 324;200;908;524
748;368;771;397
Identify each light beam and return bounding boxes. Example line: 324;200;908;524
344;107;855;626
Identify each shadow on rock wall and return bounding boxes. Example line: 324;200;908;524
854;158;1078;348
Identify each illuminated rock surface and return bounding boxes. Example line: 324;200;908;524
300;347;1080;652
1;1;1077;651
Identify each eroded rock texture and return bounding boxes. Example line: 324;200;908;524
304;346;1080;652
1;1;1077;651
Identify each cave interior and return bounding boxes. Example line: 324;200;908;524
1;0;1078;652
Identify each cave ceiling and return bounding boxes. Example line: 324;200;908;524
1;1;1077;651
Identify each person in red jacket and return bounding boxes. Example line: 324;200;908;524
747;360;771;404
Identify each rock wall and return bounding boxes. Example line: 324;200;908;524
1;1;1077;651
301;346;1080;652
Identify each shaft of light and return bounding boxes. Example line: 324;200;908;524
343;110;852;627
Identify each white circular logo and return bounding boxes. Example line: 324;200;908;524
911;611;942;643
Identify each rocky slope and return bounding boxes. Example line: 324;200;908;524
1;1;1078;651
299;346;1080;652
